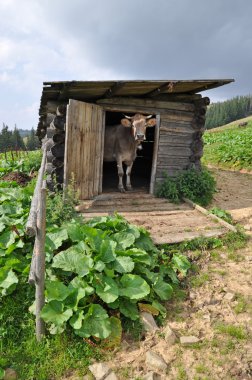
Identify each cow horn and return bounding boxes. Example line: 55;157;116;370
146;115;153;119
123;114;132;119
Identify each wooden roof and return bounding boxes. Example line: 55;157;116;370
37;79;233;137
41;79;234;102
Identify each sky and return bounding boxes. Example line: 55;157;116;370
0;0;252;130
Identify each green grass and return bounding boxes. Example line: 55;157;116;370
0;285;103;380
190;273;210;288
214;323;247;340
202;120;252;170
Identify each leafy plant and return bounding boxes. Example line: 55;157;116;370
209;207;233;224
156;168;216;206
203;122;252;170
40;215;191;339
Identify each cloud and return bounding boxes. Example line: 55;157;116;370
0;0;252;129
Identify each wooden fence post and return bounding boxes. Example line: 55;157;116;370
35;180;47;340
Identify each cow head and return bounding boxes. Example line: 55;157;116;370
121;114;156;141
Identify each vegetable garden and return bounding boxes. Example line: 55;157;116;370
0;151;191;379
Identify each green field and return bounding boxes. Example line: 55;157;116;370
202;116;252;170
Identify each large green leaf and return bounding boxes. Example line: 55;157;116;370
82;225;107;251
0;230;16;249
97;239;116;263
45;228;68;252
119;274;150;300
69;310;84;330
40;300;73;326
134;232;159;253
112;256;135;273
112;232;135;250
95;275;119;303
0;268;18;296
74;304;111;339
119;298;139;320
118;248;151;265
171;254;191;275
153;277;173;300
69;276;94;296
52;245;93;276
102;316;122;348
45;280;72;302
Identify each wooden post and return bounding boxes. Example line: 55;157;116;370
35;180;47;341
26;149;47;237
183;197;237;232
150;114;160;194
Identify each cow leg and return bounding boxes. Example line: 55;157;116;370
126;162;133;191
116;157;125;192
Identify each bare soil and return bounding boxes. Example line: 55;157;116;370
1;171;31;186
103;169;252;380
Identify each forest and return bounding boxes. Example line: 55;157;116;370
205;94;252;129
0;124;40;152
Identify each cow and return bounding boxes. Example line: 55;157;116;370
103;113;156;192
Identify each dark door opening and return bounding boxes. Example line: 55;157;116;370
102;111;155;193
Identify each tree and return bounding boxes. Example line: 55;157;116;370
26;128;40;151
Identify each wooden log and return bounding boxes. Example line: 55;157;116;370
46;114;55;127
45;163;53;174
52;157;64;168
51;143;65;158
56;104;67;116
46;150;54;163
97;97;195;112
52;115;65;130
150;114;160;194
52;132;65;144
46;127;55;138
52;167;64;183
26;149;47;237
183;198;237;232
35;180;47;341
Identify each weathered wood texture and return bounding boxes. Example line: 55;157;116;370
153;97;208;183
64;99;104;199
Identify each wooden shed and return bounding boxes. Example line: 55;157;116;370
37;79;233;199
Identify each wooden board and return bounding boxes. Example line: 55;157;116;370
64;99;104;199
78;192;229;244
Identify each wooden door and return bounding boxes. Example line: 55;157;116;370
64;99;105;199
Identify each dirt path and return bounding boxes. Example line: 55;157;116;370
208;168;252;211
104;169;252;380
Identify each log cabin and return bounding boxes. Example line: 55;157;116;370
36;79;233;199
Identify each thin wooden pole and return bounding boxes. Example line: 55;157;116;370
35;180;47;341
26;148;47;237
183;197;237;232
150;114;160;194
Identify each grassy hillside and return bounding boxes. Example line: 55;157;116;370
202;116;252;171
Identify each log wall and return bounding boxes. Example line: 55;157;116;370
39;95;208;196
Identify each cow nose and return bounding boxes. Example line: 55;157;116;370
137;133;145;139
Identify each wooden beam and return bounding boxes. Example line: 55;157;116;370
145;82;173;97
102;81;125;98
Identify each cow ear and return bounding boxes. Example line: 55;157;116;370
146;118;156;127
121;118;132;127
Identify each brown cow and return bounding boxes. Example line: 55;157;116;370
103;114;156;192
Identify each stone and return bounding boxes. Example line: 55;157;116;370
163;325;176;345
180;336;200;345
145;350;168;372
244;224;251;231
141;312;159;333
202;314;211;322
4;368;18;380
104;372;118;380
223;292;235;302
88;362;111;380
143;372;161;380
